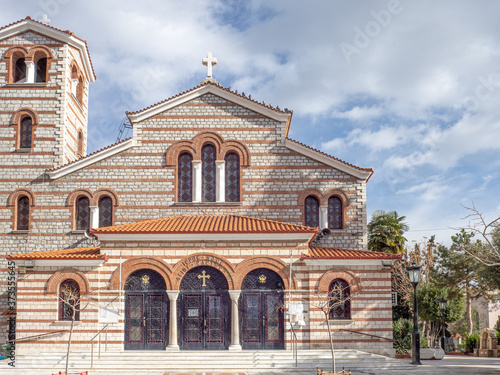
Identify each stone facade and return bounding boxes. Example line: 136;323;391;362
0;18;396;357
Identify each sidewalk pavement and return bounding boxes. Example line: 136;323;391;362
0;355;499;375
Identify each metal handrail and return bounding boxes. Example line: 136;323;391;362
90;324;109;368
7;330;67;343
290;322;298;367
338;328;393;342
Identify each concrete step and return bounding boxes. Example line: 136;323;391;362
5;350;414;372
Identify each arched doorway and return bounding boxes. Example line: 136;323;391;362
124;269;168;350
241;268;285;350
179;266;229;350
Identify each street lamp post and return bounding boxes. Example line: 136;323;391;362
439;297;447;353
407;262;422;365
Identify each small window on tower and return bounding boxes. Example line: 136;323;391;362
20;116;33;149
77;131;84;158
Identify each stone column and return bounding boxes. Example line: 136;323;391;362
25;61;35;83
216;160;225;202
166;291;180;350
320;206;328;229
90;206;99;229
192;161;202;202
228;290;242;351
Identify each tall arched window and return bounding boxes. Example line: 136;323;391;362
15;57;26;82
36;57;47;82
98;196;113;228
328;278;350;320
202;144;216;202
75;196;90;230
304;196;320;227
328;196;342;229
225;152;239;202
178;152;193;202
20;116;33;149
17;196;30;231
59;279;80;321
76;76;84;104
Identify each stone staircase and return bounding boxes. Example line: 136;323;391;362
0;349;414;374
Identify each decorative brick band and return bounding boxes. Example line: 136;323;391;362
317;267;361;294
46;268;90;294
172;252;235;290
109;257;173;291
234;255;297;290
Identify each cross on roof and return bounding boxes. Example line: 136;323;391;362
202;52;217;79
39;14;51;24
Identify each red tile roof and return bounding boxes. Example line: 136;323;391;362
126;81;292;116
46;137;132;172
92;214;317;234
6;247;107;261
301;246;401;260
286;138;374;175
0;16;96;79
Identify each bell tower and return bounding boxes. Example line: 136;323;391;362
0;16;95;169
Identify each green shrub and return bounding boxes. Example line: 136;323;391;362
393;318;413;354
420;334;428;348
464;333;480;353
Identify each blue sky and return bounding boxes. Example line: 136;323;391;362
2;0;500;247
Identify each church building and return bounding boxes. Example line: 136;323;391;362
0;17;398;358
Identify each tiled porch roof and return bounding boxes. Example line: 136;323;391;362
6;246;106;261
302;246;401;260
92;214;317;234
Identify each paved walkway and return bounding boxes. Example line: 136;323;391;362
1;356;499;375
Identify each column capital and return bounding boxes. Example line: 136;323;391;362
166;290;180;300
229;290;241;301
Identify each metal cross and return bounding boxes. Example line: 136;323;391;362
197;270;210;287
39;14;51;24
202;52;217;79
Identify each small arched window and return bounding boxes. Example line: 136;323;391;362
59;279;80;321
328;278;350;320
20;116;33;149
76;76;84;104
202;144;216;202
14;57;26;83
225;152;239;202
178;152;193;202
98;196;113;228
77;131;84;157
305;196;320;228
328;196;343;229
17;196;30;231
75;196;90;230
36;57;47;83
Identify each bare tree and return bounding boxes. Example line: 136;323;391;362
458;203;500;266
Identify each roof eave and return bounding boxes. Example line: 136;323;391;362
284;139;373;181
127;84;292;124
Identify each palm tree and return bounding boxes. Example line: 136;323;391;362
368;210;409;254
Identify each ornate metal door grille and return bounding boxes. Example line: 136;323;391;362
125;269;168;350
179;266;229;350
241;268;284;349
